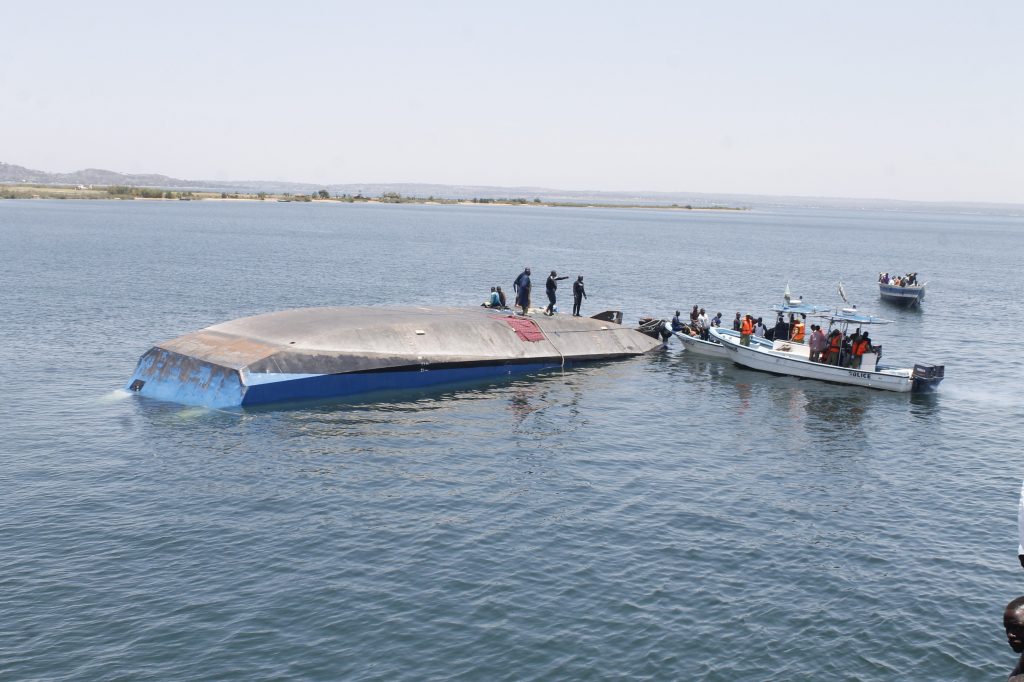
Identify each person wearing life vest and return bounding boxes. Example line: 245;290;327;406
790;317;806;343
740;314;754;346
851;332;872;368
826;330;842;365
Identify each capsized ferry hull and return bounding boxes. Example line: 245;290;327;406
126;306;663;408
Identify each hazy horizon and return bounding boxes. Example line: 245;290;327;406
3;1;1021;204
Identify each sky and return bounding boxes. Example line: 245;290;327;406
2;1;1021;203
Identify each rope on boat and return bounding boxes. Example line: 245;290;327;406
536;324;566;369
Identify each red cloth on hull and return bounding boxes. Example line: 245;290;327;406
501;316;545;342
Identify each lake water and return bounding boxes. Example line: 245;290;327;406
2;199;1023;680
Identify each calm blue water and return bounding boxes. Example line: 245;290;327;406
2;199;1023;680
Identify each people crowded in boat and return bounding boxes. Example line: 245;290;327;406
800;327;878;366
671;308;709;339
879;272;918;287
672;306;713;340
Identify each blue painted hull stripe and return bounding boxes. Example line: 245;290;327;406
127;357;600;408
241;361;568;405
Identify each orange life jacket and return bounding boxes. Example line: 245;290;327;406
791;322;805;342
740;318;753;335
828;335;842;353
853;339;870;356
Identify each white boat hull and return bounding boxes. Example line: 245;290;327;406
673;328;771;358
674;331;728;357
710;329;937;392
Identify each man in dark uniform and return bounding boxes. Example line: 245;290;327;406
572;275;587;316
545;270;568;315
773;314;789;341
513;267;531;315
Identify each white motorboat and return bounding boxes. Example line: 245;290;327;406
673;294;826;358
710;309;944;393
673;327;770;358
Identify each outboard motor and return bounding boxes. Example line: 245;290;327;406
636;317;672;343
912;363;945;392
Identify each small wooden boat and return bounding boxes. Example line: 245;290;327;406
878;273;926;307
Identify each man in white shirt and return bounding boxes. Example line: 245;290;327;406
754;317;767;338
697;308;710;340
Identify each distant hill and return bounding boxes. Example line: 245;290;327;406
0;162;183;188
0;161;741;206
2;161;1021;214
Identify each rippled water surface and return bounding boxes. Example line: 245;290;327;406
2;199;1023;680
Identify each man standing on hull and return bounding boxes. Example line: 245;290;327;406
513;267;531;315
572;275;587;317
545;270;568;316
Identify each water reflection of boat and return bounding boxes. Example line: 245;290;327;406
802;392;870;431
711;308;944;393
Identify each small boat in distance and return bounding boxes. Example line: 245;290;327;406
711;307;944;393
878;272;926;307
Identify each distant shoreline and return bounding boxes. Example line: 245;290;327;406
0;183;747;212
